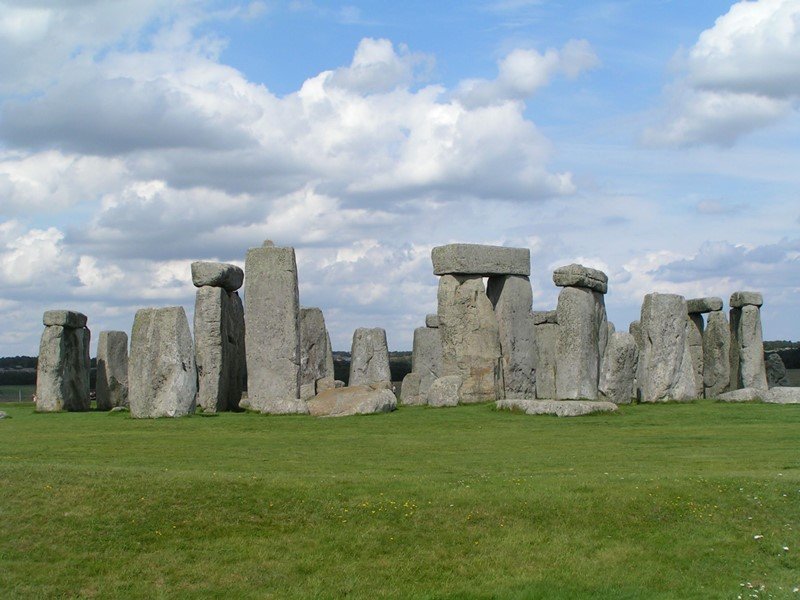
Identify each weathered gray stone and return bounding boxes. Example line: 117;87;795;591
497;398;618;417
299;382;316;400
687;313;705;398
316;377;336;394
730;304;768;391
532;310;557;325
425;314;439;328
325;330;335;381
703;310;730;398
194;287;245;412
129;307;196;418
432;244;530;276
96;331;128;410
400;372;423;405
552;264;608;294
36;324;90;412
349;328;391;388
687;297;723;314
426;375;461;407
763;387;800;404
300;308;329;390
307;386;396;417
259;398;310;415
555;286;607;400
0;411;8;419
629;320;642;347
190;261;244;291
487;275;536;399
438;274;502;403
639;293;696;403
730;291;763;308
607;322;616;337
245;244;300;411
534;320;558;399
718;387;763;402
599;332;639;404
42;310;87;329
766;353;788;388
412;326;442;400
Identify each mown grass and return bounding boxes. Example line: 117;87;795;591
0;400;798;599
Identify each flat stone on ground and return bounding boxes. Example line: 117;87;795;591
763;387;800;404
717;388;763;402
307;386;396;417
191;261;244;291
432;244;530;276
497;398;617;417
43;310;87;329
259;398;310;415
552;264;608;294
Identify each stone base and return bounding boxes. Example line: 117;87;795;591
496;398;618;417
307;386;396;417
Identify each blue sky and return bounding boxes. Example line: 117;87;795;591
0;0;798;355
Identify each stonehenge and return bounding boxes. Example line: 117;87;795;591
532;310;558;399
703;310;731;398
729;292;768;392
766;353;788;388
599;332;639;404
401;320;442;405
299;307;333;399
349;327;392;389
36;310;91;412
96;331;129;410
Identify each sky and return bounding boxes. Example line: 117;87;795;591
0;0;798;355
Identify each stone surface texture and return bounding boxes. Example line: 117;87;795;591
129;307;197;418
598;332;639;404
497;398;617;417
687;313;705;398
258;399;309;415
730;304;768;391
349;328;391;388
425;314;439;328
763;387;800;404
190;261;244;291
300;308;330;392
411;326;442;401
487;275;536;399
703;310;731;398
730;291;763;308
532;310;558;325
438;274;502;403
718;388;763;402
36;322;91;412
426;376;461;407
555;286;607;400
400;372;423;405
687;297;723;314
534;320;558;399
432;244;530;276
638;293;696;403
244;245;301;411
552;264;609;293
766;353;788;388
96;330;128;410
307;386;396;417
43;310;88;329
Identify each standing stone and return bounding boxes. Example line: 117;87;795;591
325;330;335;379
400;372;422;405
245;243;301;411
349;328;391;389
555;286;607;400
36;311;91;412
639;293;695;403
438;274;502;403
533;311;558;399
729;293;768;391
599;332;639;404
129;307;196;418
96;331;128;410
487;275;536;399
687;313;705;398
412;326;443;401
194;286;245;412
629;319;643;402
299;307;329;395
766;353;788;388
703;310;731;398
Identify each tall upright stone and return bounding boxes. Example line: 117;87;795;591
325;330;335;379
553;265;608;400
766;353;788;388
349;328;391;389
639;293;695;402
36;310;91;412
599;332;639;404
703;310;731;398
729;291;768;391
129;307;196;418
96;331;129;410
686;314;705;398
412;325;443;399
299;307;330;398
438;274;502;403
245;242;301;410
533;311;558;399
487;275;536;399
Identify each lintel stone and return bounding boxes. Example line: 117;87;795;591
730;291;763;308
431;244;530;276
532;310;558;325
552;264;608;293
425;314;439;328
687;297;723;314
43;310;87;329
191;261;244;291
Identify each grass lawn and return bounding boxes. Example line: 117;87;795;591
0;400;798;599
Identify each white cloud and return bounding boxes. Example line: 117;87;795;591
646;0;800;147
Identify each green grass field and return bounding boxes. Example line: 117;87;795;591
0;400;798;599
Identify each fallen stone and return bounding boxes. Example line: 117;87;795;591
307;386;396;417
687;313;705;398
349;328;392;388
438;274;502;403
245;244;301;411
425;314;439;328
552;264;608;294
400;372;423;405
599;332;638;404
730;291;763;308
260;398;309;415
763;387;800;404
718;388;763;402
639;293;696;403
129;307;197;418
36;324;91;412
497;398;618;417
687;297;723;314
703;310;731;398
411;326;442;400
532;310;558;325
316;377;336;394
426;375;461;407
190;261;244;292
534;319;558;399
334;380;345;388
42;310;87;329
432;244;530;276
0;411;8;419
96;331;129;410
766;353;788;388
730;304;768;391
300;308;330;388
487;274;536;399
109;406;128;413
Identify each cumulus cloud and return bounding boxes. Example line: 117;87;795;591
645;0;800;147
